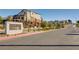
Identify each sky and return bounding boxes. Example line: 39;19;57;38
0;9;79;23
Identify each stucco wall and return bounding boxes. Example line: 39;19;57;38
5;21;23;35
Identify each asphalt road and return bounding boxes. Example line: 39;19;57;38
1;24;79;50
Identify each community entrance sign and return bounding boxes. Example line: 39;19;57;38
5;21;23;35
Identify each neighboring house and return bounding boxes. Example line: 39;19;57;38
13;9;43;28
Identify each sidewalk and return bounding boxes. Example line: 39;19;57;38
0;31;45;41
0;28;64;41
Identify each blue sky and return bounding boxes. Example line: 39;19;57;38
0;9;79;23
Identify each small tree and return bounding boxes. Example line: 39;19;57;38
77;21;79;23
41;21;48;30
41;21;48;28
55;23;61;29
63;20;68;25
7;16;13;21
48;21;54;29
60;23;64;28
0;16;3;24
76;20;79;27
48;23;52;29
68;19;72;24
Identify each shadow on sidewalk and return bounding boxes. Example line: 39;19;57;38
65;33;79;35
0;45;79;46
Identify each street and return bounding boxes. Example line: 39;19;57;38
0;24;79;49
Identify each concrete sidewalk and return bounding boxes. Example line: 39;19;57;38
0;31;45;41
0;28;66;41
0;29;60;41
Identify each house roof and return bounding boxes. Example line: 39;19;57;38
17;9;41;16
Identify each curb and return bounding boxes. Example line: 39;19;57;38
0;31;45;41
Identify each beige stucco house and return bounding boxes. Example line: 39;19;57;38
13;9;43;28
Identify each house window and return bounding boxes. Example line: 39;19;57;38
21;17;24;19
